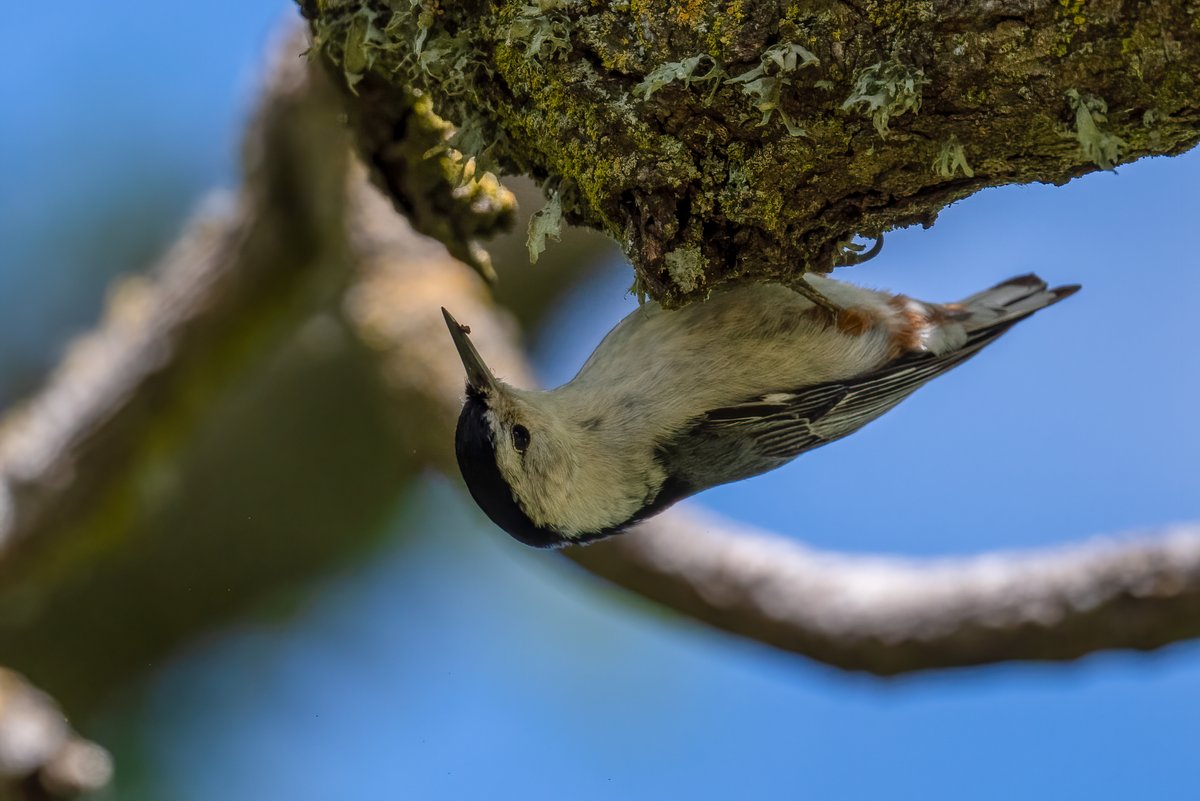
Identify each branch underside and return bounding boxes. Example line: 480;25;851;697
302;0;1199;305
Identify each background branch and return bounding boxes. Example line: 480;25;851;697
0;31;389;716
0;669;110;801
571;513;1200;674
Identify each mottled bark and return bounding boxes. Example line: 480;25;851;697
300;0;1199;304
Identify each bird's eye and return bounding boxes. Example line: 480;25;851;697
511;424;531;453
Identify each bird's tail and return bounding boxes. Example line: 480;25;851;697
951;274;1081;334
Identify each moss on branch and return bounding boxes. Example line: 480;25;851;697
300;0;1200;306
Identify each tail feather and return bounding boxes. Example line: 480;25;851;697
954;274;1080;333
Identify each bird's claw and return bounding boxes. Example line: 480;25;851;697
835;234;885;267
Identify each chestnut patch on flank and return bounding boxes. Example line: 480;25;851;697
887;295;933;356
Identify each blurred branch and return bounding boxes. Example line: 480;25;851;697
0;669;110;801
0;31;351;593
570;514;1200;674
0;29;412;729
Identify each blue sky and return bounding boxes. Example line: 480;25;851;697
5;3;1200;800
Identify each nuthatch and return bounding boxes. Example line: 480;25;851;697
443;274;1078;547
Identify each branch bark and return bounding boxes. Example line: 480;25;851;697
300;0;1200;304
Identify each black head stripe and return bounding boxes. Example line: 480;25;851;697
454;396;570;548
568;474;693;545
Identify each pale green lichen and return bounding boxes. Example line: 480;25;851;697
506;1;573;61
338;7;390;91
417;31;488;99
725;42;819;137
306;2;518;283
627;274;649;305
527;190;563;263
663;245;706;293
1067;89;1126;170
932;135;974;178
635;54;725;102
398;0;439;54
842;59;929;137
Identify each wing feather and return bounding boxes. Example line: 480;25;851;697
676;323;1016;473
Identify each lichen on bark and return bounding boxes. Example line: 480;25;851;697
300;0;1200;306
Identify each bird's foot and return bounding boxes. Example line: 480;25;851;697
834;234;884;268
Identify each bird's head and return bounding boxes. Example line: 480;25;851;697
441;308;587;548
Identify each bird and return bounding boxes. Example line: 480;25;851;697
443;273;1078;548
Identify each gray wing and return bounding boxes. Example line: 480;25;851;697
660;324;1016;490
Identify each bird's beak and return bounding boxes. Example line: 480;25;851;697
441;307;500;395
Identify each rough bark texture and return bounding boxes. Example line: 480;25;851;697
300;0;1199;305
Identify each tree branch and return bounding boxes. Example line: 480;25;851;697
0;24;601;724
301;0;1200;304
570;512;1200;674
0;30;410;721
0;31;352;583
